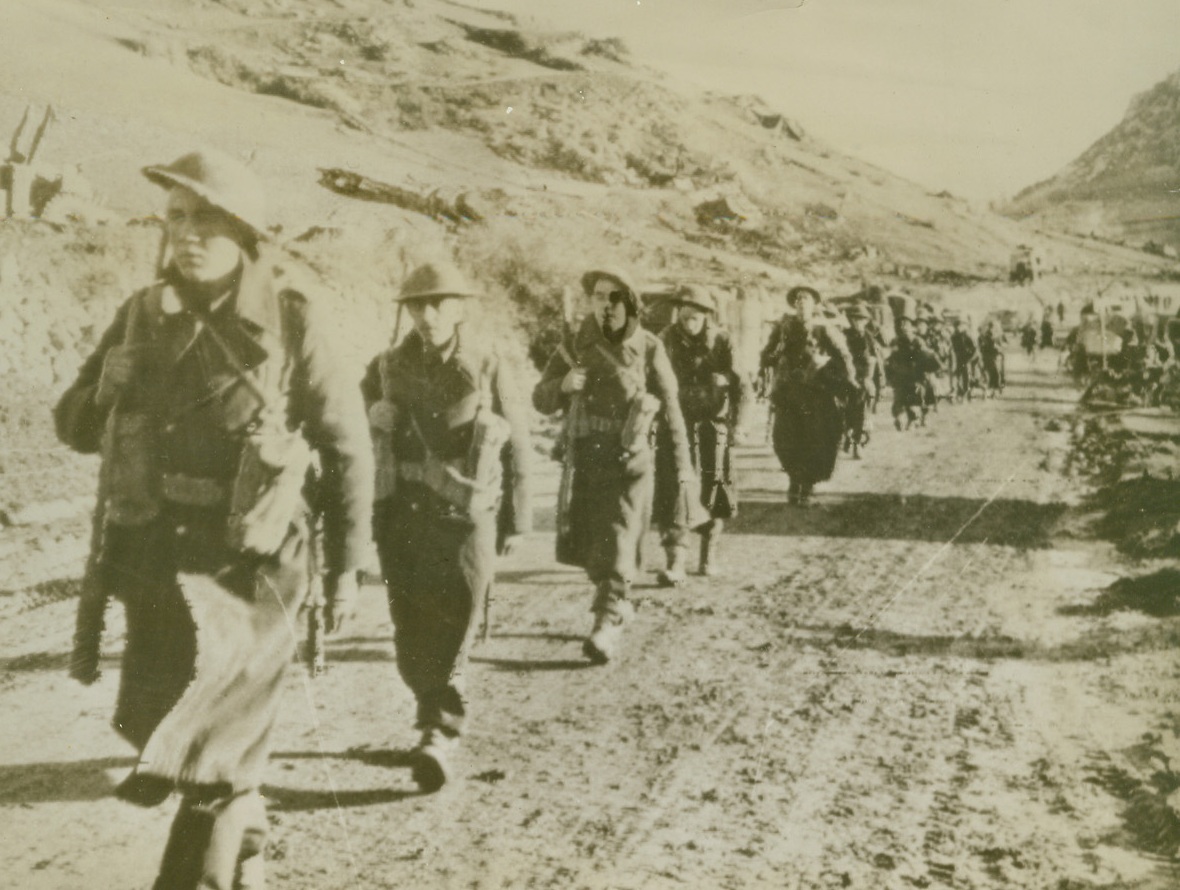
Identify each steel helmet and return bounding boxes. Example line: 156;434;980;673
398;261;480;302
143;149;267;238
672;283;718;315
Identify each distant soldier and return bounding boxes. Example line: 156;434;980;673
653;284;748;582
949;316;980;401
760;285;854;506
533;268;691;664
1021;320;1038;357
842;302;880;458
914;315;943;412
363;262;532;792
887;312;940;430
978;320;1007;397
54;150;373;890
1040;315;1054;349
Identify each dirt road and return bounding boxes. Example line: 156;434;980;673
3;352;1178;890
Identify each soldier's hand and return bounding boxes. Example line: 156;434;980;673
96;345;136;408
368;400;398;432
324;572;359;635
498;534;524;557
561;367;587;394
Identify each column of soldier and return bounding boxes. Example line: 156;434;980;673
53;151;1005;890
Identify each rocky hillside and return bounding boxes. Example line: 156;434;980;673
0;0;1170;424
1007;67;1180;253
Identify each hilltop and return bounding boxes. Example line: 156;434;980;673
1006;66;1180;255
0;0;1172;424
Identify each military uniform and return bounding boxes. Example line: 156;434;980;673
653;288;748;578
979;324;1006;395
760;287;854;505
534;269;690;662
363;311;531;780
56;246;373;887
886;326;940;429
842;304;881;458
949;325;980;400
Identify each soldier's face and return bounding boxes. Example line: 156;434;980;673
407;296;465;348
592;279;629;332
851;318;867;333
678;306;707;336
165;188;244;284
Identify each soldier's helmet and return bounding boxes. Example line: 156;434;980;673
786;286;822;307
143;149;267;239
398;262;480;302
672;283;718;315
581;267;640;314
845;302;870;322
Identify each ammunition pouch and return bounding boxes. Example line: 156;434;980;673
620;392;661;456
160;473;228;509
397;406;511;518
103;411;160;526
227;424;311;556
369;400;400;502
680;379;728;422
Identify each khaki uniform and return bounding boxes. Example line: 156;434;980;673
363;326;531;737
55;254;373;889
843;324;881;454
760;315;854;498
534;314;690;612
886;332;940;427
653;320;748;547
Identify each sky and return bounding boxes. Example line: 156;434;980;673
471;0;1180;202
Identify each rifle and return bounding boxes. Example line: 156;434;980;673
554;286;583;567
69;474;110;684
305;479;326;677
69;279;152;684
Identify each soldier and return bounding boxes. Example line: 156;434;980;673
841;302;880;459
978;319;1007;397
759;286;854;506
54;149;373;890
1021;319;1038;357
533;268;691;664
886;312;940;430
363;262;532;791
949;316;980;401
653;284;748;583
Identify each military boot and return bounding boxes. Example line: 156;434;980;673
583;598;634;665
656;545;688;587
412;726;458;793
699;521;722;577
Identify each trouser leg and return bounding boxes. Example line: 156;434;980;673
699;519;723;576
154;789;267;890
376;496;493;738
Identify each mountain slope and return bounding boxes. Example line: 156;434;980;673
1007;67;1180;250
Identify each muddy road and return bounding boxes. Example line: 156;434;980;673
2;351;1178;890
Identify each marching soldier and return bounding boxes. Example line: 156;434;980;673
653;284;748;582
949;316;980;401
533;268;692;664
886;312;941;430
979;319;1007;397
363;262;532;791
841;302;880;459
55;149;373;890
759;286;854;506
